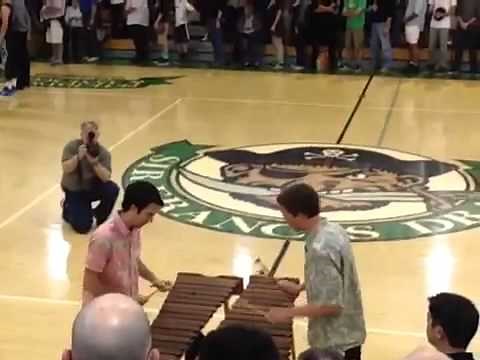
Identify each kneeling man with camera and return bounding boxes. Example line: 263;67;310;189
61;121;119;234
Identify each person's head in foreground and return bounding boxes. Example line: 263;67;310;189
198;324;280;360
299;348;344;360
62;293;160;360
427;293;479;355
276;183;320;231
121;181;164;229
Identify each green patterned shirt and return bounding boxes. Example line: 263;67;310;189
304;218;366;353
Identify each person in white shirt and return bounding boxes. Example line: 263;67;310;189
174;0;195;61
40;0;66;65
428;0;456;71
65;0;83;62
404;0;428;72
126;0;150;64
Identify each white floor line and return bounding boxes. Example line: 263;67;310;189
366;106;480;115
0;98;182;230
26;87;177;99
183;96;352;108
184;97;480;115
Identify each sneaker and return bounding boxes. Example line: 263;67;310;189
153;58;170;66
291;65;305;71
273;63;284;70
87;57;99;63
0;86;16;96
352;65;362;73
379;67;390;74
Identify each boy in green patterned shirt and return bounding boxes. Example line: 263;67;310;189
343;0;366;70
265;183;366;360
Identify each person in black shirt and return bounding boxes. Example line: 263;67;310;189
427;293;479;360
292;0;311;71
367;0;394;71
452;0;480;74
204;0;226;66
153;0;173;64
307;0;338;73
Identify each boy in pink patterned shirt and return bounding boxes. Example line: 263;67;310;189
82;180;171;305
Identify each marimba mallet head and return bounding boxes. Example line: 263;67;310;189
254;257;270;276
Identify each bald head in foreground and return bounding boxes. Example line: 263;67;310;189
62;293;160;360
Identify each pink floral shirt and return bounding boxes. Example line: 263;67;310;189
82;213;141;304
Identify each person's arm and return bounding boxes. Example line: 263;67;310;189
62;142;87;174
319;3;336;13
288;303;342;318
86;148;111;182
0;5;11;42
186;1;195;12
266;250;344;323
448;2;456;16
87;157;111;181
90;0;97;27
138;258;159;283
404;11;419;23
65;7;71;24
83;268;106;304
427;0;433;13
355;0;366;15
125;0;134;13
271;8;281;30
385;0;395;33
154;1;164;26
62;154;80;173
405;0;421;22
138;259;172;290
82;236;111;304
216;8;223;28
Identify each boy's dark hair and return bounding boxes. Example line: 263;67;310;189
276;183;320;218
299;348;344;360
428;293;479;349
121;181;164;212
198;325;280;360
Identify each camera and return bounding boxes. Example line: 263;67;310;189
86;131;100;157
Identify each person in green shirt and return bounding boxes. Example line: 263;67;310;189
343;0;366;70
265;183;366;360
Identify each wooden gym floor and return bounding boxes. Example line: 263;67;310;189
1;63;480;360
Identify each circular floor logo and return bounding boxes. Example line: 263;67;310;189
122;141;480;242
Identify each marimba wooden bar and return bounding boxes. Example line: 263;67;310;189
151;272;243;360
219;275;300;360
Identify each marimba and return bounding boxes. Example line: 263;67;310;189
151;272;243;360
151;273;299;360
219;275;300;360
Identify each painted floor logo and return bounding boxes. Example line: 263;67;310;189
122;141;480;242
31;74;182;89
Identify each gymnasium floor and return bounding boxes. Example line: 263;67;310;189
1;63;480;360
